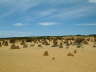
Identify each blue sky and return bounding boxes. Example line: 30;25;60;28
0;0;96;37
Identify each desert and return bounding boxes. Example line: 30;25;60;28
0;35;96;72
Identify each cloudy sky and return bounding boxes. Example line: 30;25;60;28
0;0;96;37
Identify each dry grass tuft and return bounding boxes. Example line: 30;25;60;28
23;44;28;48
30;44;35;47
67;52;74;56
76;45;82;48
43;51;49;56
10;44;20;49
38;44;42;47
59;43;63;48
0;42;2;47
52;57;55;60
93;45;96;48
4;41;8;46
74;50;77;54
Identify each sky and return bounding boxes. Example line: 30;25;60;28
0;0;96;38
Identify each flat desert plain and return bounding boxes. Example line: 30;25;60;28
0;36;96;72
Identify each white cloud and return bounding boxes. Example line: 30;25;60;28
13;23;25;27
47;5;96;20
0;0;41;19
39;22;58;26
39;9;57;17
0;31;32;38
76;24;96;26
0;0;89;20
88;0;96;3
0;0;86;19
30;9;57;20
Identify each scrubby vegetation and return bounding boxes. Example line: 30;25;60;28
0;35;95;50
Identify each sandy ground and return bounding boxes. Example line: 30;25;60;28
0;46;96;72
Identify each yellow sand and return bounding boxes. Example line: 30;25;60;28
0;46;96;72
